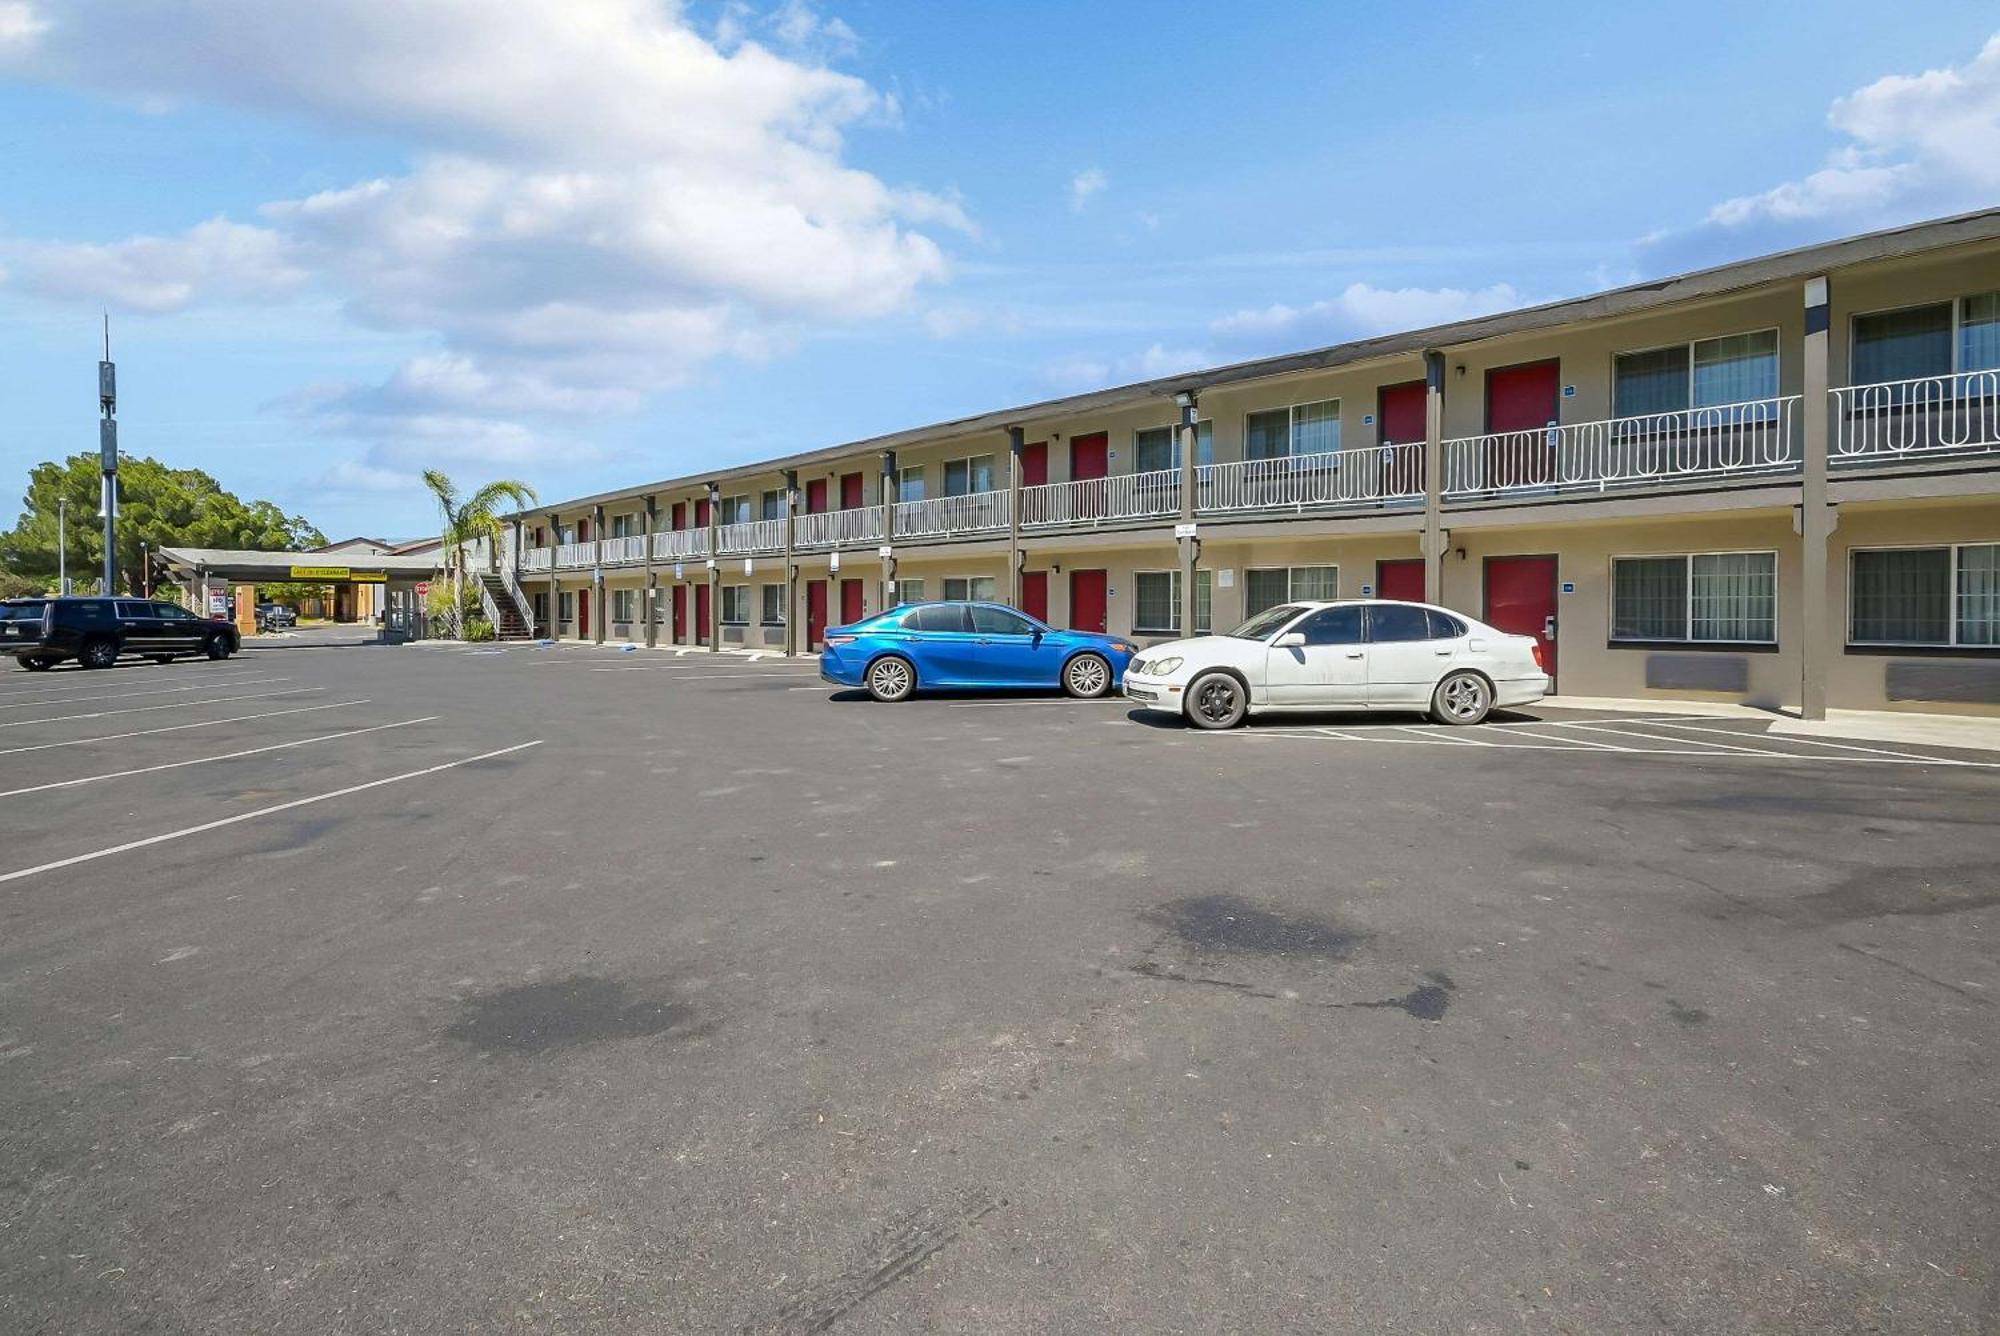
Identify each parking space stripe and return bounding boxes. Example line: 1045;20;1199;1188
0;740;544;886
945;698;1129;709
0;669;271;699
0;716;439;799
1533;720;1806;756
0;688;323;730
0;675;282;710
0;700;369;757
1632;717;1972;763
587;667;821;677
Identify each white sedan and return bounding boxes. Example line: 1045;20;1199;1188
1121;599;1549;729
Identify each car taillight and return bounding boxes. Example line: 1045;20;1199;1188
1530;641;1546;671
826;634;856;646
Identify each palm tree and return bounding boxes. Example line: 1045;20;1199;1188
422;469;538;638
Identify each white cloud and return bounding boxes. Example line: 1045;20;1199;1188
1041;342;1210;392
0;0;960;479
1069;167;1107;213
1212;282;1527;344
1706;33;2000;228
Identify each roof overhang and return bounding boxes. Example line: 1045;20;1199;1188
154;547;439;581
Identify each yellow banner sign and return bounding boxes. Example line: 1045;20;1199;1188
288;565;387;583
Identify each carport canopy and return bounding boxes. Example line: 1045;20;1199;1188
154;546;438;583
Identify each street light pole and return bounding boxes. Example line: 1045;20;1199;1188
57;496;67;594
99;315;120;594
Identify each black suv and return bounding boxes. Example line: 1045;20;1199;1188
1;597;241;671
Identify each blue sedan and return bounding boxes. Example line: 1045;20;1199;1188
819;601;1138;701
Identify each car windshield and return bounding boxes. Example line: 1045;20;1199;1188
1225;604;1307;641
0;602;48;621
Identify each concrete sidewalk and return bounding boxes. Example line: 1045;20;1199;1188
1542;694;2000;753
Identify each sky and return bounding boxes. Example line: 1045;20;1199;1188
1;1;1997;540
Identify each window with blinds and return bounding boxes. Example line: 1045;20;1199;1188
1245;566;1337;617
1614;330;1778;416
1245;402;1338;460
943;456;995;496
1134;570;1213;633
1850;544;1999;646
1612;552;1776;642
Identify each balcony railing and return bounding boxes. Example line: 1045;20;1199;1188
1021;469;1181;528
652;529;710;561
1195;445;1424;516
893;491;1009;539
1832;372;2000;466
716;518;786;556
520;547;552;572
555;541;594;568
1442;396;1801;500
795;505;885;550
601;535;647;565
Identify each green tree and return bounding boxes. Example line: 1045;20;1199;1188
422;469;536;638
0;453;326;594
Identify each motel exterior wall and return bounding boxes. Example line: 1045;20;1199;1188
500;214;2000;717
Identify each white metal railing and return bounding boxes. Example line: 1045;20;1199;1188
554;541;593;569
1832;372;2000;465
795;505;885;549
893;491;1009;539
601;535;647;565
652;529;710;561
1442;396;1800;499
520;547;552;572
716;517;785;555
1020;470;1181;527
1194;446;1423;515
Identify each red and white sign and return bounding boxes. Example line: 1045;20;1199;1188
415;581;431;596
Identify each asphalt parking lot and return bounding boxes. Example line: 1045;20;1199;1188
2;628;1995;1333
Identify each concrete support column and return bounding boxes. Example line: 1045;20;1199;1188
1800;275;1834;721
546;511;560;640
642;494;658;649
1175;391;1200;635
782;470;799;657
705;482;721;652
879;450;898;613
1006;427;1025;608
591;504;606;644
1421;350;1447;605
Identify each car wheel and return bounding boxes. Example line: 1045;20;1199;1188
204;636;234;661
21;656;54;672
866;654;916;702
1062;652;1112;699
1185;671;1248;730
79;637;119;670
1431;670;1492;725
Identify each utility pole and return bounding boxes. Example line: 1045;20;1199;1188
57;496;68;594
99;315;120;594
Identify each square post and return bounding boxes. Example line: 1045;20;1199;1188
642;494;658;648
1175;390;1200;636
879;450;898;613
1422;350;1446;605
782;469;799;656
546;511;560;640
706;482;721;652
1006;426;1025;608
592;503;606;645
1800;275;1833;721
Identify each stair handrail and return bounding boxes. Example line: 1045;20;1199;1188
494;565;537;635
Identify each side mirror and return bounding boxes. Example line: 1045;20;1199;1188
1273;631;1306;649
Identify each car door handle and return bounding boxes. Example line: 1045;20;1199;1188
1344;650;1364;659
1434;646;1453;655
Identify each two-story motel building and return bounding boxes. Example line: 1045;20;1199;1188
493;209;2000;719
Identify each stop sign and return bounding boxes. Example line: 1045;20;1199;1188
416;581;431;596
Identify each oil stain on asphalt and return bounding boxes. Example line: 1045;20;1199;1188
1143;894;1361;960
447;975;698;1055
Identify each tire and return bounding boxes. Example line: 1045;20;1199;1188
1062;652;1112;699
204;636;234;661
1430;670;1493;726
79;637;119;670
21;656;54;672
865;654;917;703
1185;670;1248;730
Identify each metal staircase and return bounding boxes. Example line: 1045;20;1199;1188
476;570;535;640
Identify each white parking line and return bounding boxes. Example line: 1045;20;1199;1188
0;688;322;730
587;666;821;677
1633;717;1969;763
0;675;282;710
1531;719;1804;756
0;716;439;799
0;740;544;886
0;668;271;699
0;700;369;757
944;698;1128;709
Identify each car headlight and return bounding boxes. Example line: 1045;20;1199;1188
1110;641;1137;655
1148;656;1183;675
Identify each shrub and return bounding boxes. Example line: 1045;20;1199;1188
464;616;496;642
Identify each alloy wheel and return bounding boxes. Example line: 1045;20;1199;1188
869;657;913;701
1065;654;1109;698
1192;675;1241;726
1439;673;1490;723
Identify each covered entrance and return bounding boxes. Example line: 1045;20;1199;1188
153;547;437;642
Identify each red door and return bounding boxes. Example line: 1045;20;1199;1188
1020;442;1048;488
1069;569;1107;633
577;518;590;542
1021;570;1048;623
1485;555;1558;685
839;472;865;510
1070;433;1108;480
671;501;686;531
1378;380;1427;495
1376;558;1425;602
671;585;687;642
806;580;829;647
695;497;711;528
806;479;828;514
578;589;590;637
1485;360;1560;489
694;584;711;644
839;578;864;624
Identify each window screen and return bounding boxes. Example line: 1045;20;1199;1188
1135;428;1175;474
1290;566;1338;602
1134;571;1176;631
761;584;786;624
1291;400;1341;456
1690;552;1776;642
1615;346;1690;417
1853;303;1952;385
1245;568;1291;617
1850;548;1950;644
1613;557;1687;640
1692;330;1778;407
1962;293;2000;374
1955;544;1999;646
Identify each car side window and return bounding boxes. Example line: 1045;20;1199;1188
969;606;1033;636
154;603;195;620
907;606;969;633
115;601;151;621
1427;609;1466;639
1368;604;1433;643
1297;606;1363;646
71;600;115;626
